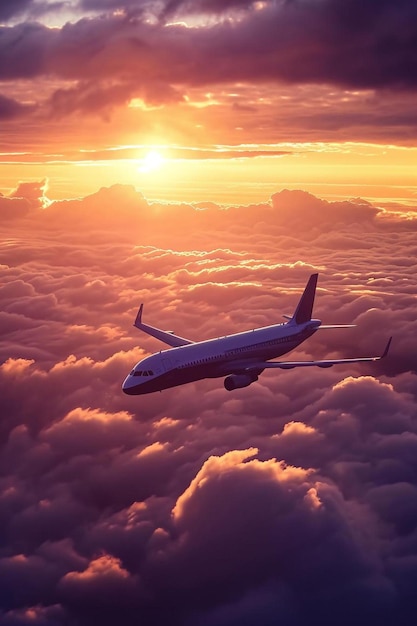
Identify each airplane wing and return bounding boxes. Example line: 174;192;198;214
133;304;194;347
244;337;392;370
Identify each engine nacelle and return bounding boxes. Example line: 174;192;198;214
224;373;258;391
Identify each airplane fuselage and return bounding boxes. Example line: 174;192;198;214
122;273;390;395
122;319;321;395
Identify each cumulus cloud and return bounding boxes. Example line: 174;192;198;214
0;180;417;624
9;179;51;208
0;180;50;220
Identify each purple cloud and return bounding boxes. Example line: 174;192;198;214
1;1;417;90
0;181;417;624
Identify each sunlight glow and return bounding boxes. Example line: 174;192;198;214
138;150;165;173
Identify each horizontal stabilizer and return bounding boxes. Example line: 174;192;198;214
134;304;193;347
318;325;356;329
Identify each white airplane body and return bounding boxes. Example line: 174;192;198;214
122;274;391;395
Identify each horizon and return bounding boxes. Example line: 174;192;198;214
2;1;417;207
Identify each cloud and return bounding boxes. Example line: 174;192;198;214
1;1;416;156
47;80;136;118
2;1;417;92
160;0;264;19
0;1;68;24
0;0;33;22
0;93;36;120
0;180;51;220
1;603;65;626
0;22;51;79
59;554;140;616
147;448;396;625
0;196;32;220
9;179;51;208
271;189;381;226
1;180;417;624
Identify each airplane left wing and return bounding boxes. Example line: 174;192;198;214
134;304;194;347
245;337;392;370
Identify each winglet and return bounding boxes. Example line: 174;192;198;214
132;303;193;347
381;336;392;359
134;304;144;328
292;273;318;324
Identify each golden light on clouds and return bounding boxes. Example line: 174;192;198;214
1;141;417;207
2;3;417;624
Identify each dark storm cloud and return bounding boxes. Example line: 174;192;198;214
0;93;36;120
1;0;417;97
161;0;263;18
0;22;50;79
78;0;268;20
48;81;134;117
1;181;417;624
47;79;184;117
0;1;67;23
0;0;33;22
78;0;157;13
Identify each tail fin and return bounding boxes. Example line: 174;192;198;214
291;273;318;324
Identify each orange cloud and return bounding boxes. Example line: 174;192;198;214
0;179;417;625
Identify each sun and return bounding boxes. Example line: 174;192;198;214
138;150;165;173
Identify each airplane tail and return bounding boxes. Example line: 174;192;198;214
290;273;318;324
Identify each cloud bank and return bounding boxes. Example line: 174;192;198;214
1;181;417;625
1;1;417;116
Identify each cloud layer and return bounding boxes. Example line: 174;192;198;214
2;1;417;88
1;180;417;625
1;0;417;142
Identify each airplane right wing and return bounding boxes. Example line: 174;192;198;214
245;337;392;370
134;304;194;347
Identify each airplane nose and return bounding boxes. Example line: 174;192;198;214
122;375;136;395
123;385;136;395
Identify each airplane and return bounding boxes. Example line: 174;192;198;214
122;273;391;395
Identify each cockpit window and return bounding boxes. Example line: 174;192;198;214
132;369;154;377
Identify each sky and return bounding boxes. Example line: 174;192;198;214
1;2;417;626
1;0;417;204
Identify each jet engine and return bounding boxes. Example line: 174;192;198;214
224;372;258;391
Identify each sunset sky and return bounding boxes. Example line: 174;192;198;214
1;2;417;626
1;0;417;204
